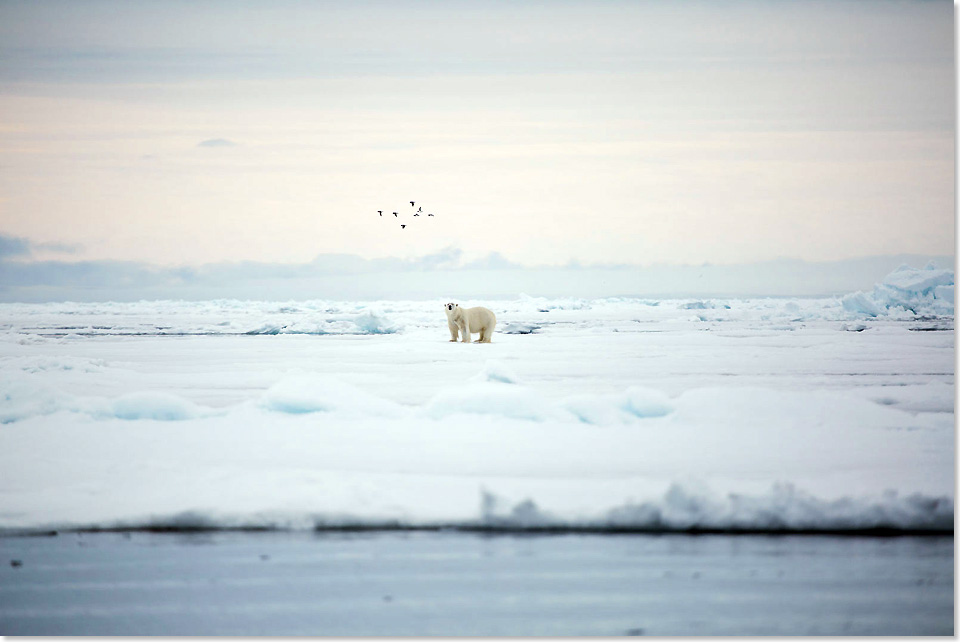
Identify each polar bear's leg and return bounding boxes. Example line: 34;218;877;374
476;327;486;342
459;319;471;343
448;322;459;342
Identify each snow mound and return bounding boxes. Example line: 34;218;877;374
351;311;401;334
426;380;671;424
244;311;401;335
259;374;402;417
424;382;554;421
622;387;674;417
481;490;555;528
480;483;953;532
0;381;207;422
565;386;673;424
842;263;954;317
500;322;540;334
245;323;286;335
471;360;519;384
108;391;205;421
601;483;953;532
0;378;76;423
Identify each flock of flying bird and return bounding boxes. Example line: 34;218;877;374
378;201;435;229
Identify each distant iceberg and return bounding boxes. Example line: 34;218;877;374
842;262;953;317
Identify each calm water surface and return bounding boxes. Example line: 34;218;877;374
0;531;952;636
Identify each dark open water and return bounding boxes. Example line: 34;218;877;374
0;531;952;636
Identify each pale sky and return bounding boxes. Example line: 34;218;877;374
0;0;954;269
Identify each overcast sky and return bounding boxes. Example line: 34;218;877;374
0;0;954;271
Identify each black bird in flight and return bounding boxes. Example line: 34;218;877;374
410;201;415;207
393;212;398;217
417;206;422;213
401;224;406;229
414;212;420;216
378;210;382;216
428;213;434;217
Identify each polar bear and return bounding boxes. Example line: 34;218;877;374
444;302;496;343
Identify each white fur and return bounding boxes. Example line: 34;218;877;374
444;303;497;343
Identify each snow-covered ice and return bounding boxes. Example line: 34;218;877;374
841;262;954;318
0;266;953;533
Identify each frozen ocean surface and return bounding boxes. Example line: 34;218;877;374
0;265;954;534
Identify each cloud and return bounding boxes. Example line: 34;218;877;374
0;235;30;258
0;248;953;303
34;240;82;254
407;246;463;270
0;258;173;289
463;252;521;270
301;247;464;275
308;253;380;275
0;234;952;302
197;138;238;148
0;234;81;259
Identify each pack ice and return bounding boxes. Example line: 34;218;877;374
841;262;954;318
0;265;953;533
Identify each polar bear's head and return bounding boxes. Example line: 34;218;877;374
444;302;461;320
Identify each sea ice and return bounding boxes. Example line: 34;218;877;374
108;391;205;421
258;374;403;417
424;381;555;421
841;263;954;317
0;282;952;533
